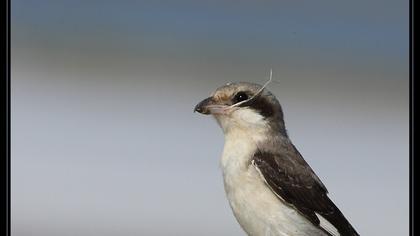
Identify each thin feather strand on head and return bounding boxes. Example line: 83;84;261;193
230;69;273;108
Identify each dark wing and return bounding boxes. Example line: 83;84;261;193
252;143;359;236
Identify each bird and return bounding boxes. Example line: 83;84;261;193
194;81;359;236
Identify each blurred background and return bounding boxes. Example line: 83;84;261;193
11;0;409;235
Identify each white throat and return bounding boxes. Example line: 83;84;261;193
215;108;269;173
215;107;268;135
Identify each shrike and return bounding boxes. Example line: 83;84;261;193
194;82;359;236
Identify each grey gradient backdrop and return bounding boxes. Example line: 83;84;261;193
12;1;409;235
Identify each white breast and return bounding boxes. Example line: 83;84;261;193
220;129;328;236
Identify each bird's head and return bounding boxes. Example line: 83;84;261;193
194;82;287;136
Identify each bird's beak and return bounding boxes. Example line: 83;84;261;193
194;97;214;115
194;97;229;115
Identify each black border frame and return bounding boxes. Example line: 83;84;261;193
409;0;415;234
4;0;11;235
3;0;414;235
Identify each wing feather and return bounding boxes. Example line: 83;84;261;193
252;143;359;236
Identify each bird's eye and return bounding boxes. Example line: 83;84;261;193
233;92;249;103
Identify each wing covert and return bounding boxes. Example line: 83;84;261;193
252;145;359;236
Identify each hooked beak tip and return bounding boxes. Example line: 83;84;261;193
193;105;201;113
194;97;212;115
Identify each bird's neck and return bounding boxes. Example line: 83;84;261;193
220;126;267;172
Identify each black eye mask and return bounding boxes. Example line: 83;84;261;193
233;91;250;104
